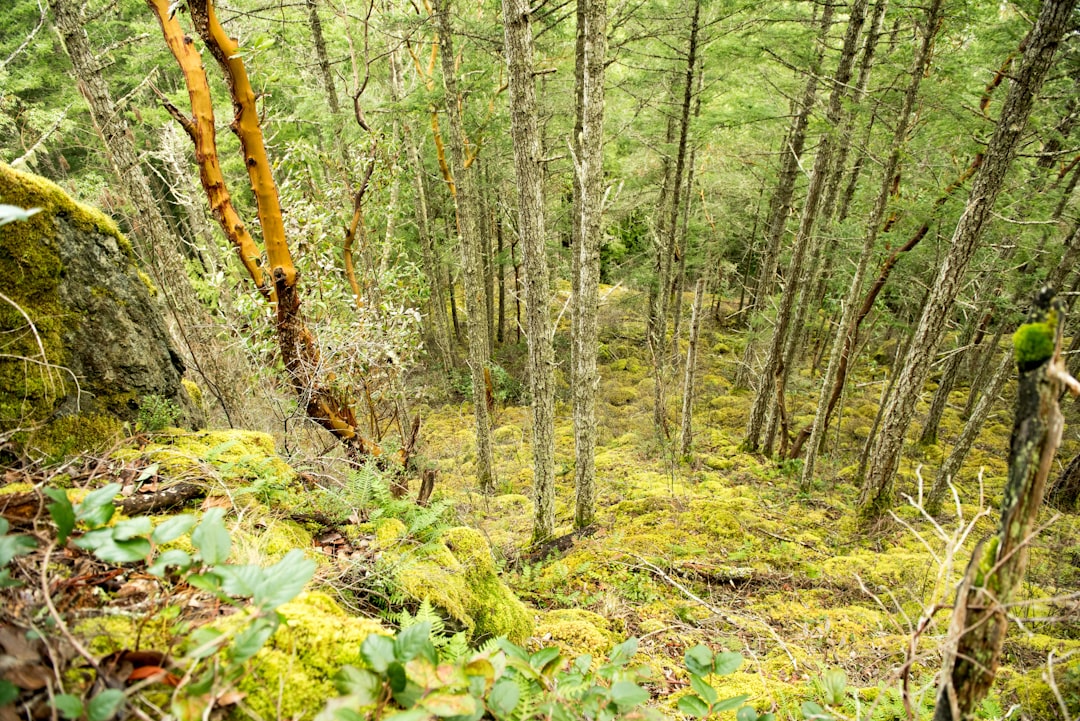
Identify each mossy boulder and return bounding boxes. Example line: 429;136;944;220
380;524;533;643
0;163;201;457
534;609;616;659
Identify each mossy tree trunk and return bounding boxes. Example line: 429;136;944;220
571;0;607;529
934;287;1080;720
861;0;1073;519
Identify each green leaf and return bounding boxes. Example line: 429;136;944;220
684;644;714;677
151;515;196;545
387;662;407;693
191;508;230;565
216;563;263;598
419;693;476;717
232;615;279;662
186;628;225;660
87;689;125;721
186;572;223;595
136;463;160;482
333;709;366;721
801;702;831;721
609;680;649;711
690;674;718;705
677;695;710;718
608;637;638;666
73;532;151;563
111;517;152;541
496;639;530;662
0;679;19;706
383;710;430;721
713;651;744;676
334;666;382;704
54;694;84;720
737;706;758;721
148;549;192;577
529;647;561;672
361;633;396;673
45;488;75;545
255;550;314;609
76;483;121;528
0;530;35;567
713;694;750;713
573;654;592;675
394;620;431;662
488;680;519;719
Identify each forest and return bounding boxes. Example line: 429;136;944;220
2;0;1080;718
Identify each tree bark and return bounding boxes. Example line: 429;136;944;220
745;0;869;453
571;0;607;529
306;0;340;114
861;0;1074;518
934;287;1080;721
434;0;497;493
502;0;557;541
679;278;706;458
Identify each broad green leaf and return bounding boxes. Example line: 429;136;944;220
608;637;638;666
609;680;649;711
0;679;19;706
333;709;366;721
54;694;84;720
737;706;758;721
136;463;160;482
148;549;192;577
87;689;126;721
216;563;263;598
713;651;744;676
684;644;714;677
529;647;561;672
713;694;750;713
394;620;431;663
151;515;196;544
186;628;225;659
488;680;519;719
191;508;230;565
387;662;407;693
690;674;718;705
383;709;430;721
676;695;710;718
76;483;121;528
419;693;476;717
361;633;396;673
232;615;279;662
801;701;831;721
334;666;382;704
111;517;152;541
73;532;151;563
45;489;75;545
0;530;35;567
496;638;530;662
186;572;223;595
573;654;592;674
255;550;314;609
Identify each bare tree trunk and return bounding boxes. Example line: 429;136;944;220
934;287;1079;721
307;0;340;114
745;0;869;453
502;0;557;541
679;278;706;457
434;0;497;492
861;0;1073;518
571;0;607;529
919;311;982;446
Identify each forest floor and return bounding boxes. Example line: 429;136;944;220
3;287;1079;720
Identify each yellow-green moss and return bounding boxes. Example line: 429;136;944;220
1013;317;1055;366
534;609;615;659
23;413;123;462
181;379;203;410
236;591;385;721
73;612;176;657
137;269;158;297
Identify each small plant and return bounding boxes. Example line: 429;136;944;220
136;394;182;432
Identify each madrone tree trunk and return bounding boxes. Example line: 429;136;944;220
433;0;497;493
502;0;557;541
571;0;607;529
861;0;1073;518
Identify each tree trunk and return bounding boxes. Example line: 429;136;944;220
919;313;981;447
861;0;1073;518
571;0;607;529
745;0;869;453
502;0;557;541
306;0;340;114
934;287;1079;721
679;278;706;458
434;0;497;493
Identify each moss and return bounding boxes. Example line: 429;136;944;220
606;386;638;406
236;591;385;721
386;527;533;643
113;429;294;489
181;379;203;410
137;269;158;297
1013;318;1055;366
534;609;615;659
231;518;315;564
23;413;122;462
73;612;175;657
1004;660;1080;721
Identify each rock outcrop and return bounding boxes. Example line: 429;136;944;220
0;162;200;458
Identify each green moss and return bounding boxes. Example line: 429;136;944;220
1013;319;1055;365
534;609;615;659
73;612;175;657
606;385;638;406
181;379;203;410
236;591;385;721
23;413;123;462
386;527;533;643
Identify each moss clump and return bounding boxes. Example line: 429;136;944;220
1013;319;1055;366
606;386;638;406
181;379;203;410
22;413;122;462
236;591;385;721
534;609;615;659
385;526;533;643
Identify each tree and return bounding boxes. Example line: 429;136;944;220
571;0;607;530
502;0;557;541
860;0;1075;518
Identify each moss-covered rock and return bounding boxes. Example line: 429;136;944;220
534;608;615;659
0;163;201;456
